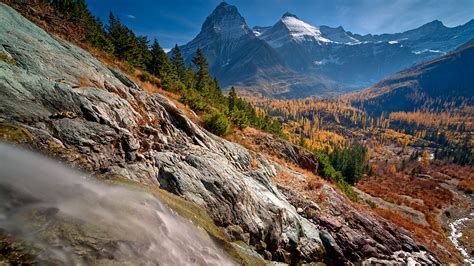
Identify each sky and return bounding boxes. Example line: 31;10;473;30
85;0;474;49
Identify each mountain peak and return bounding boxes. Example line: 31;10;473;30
217;1;230;7
423;19;446;28
282;12;298;19
212;1;238;15
200;2;252;40
215;1;236;12
278;15;332;44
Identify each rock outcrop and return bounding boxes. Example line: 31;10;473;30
0;3;440;264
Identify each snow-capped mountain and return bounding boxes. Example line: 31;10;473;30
259;12;331;48
353;19;474;54
259;13;359;46
319;25;360;44
180;2;474;98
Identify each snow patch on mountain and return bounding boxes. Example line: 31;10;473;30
412;49;446;55
314;55;341;65
319;25;361;44
252;26;270;37
281;14;331;44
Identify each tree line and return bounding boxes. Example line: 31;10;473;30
44;0;283;137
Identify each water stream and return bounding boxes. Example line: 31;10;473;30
0;142;233;265
448;211;474;265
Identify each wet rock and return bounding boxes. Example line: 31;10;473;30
225;225;250;244
319;230;346;265
255;240;267;252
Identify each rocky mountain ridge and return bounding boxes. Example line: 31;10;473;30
348;38;474;114
0;3;440;264
179;2;474;98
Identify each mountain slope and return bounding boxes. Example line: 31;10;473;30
0;3;441;264
348;39;474;114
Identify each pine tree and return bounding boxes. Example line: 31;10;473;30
171;44;186;82
87;17;114;54
106;12;148;67
147;39;181;90
106;12;133;59
192;48;210;92
148;39;164;76
228;86;237;111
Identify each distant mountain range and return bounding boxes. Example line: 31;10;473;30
348;39;474;114
178;2;474;98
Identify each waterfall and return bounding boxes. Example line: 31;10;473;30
0;142;233;265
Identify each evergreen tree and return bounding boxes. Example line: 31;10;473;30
148;39;166;76
228;87;237;111
171;44;186;82
106;13;133;58
106;12;148;67
192;48;210;92
87;17;114;54
147;39;180;90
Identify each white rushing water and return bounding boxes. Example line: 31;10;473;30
448;211;474;265
0;142;233;265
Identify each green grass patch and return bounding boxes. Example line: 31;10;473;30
365;199;377;209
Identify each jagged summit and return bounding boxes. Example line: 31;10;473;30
216;1;230;7
212;1;238;15
200;1;251;40
282;12;298;18
417;19;447;30
178;1;289;92
259;13;331;48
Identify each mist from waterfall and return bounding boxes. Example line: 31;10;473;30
0;142;233;265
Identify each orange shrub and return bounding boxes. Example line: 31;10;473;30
307;177;323;190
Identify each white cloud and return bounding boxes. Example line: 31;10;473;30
127;14;136;19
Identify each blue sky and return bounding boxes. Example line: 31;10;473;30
85;0;474;49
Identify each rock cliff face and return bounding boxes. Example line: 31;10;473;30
0;3;440;264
